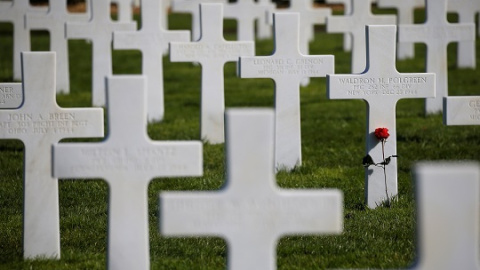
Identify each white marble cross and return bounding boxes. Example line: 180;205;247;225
114;0;190;122
160;108;343;270
0;0;47;81
256;0;275;39
223;0;274;41
66;0;136;106
112;0;134;22
53;76;203;270
327;25;435;208
325;0;352;52
398;0;475;114
171;0;226;42
443;96;480;126
0;83;22;109
240;12;334;171
412;162;480;270
170;3;254;144
377;0;424;60
0;52;104;259
272;0;331;55
25;0;92;94
447;0;480;68
326;0;396;73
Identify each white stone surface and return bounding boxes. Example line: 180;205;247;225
53;76;203;270
326;0;396;73
0;83;22;108
327;25;435;208
66;1;136;106
160;108;343;270
256;0;275;39
114;0;190;122
170;3;254;144
447;0;479;68
0;0;47;81
325;0;352;52
223;0;274;41
112;0;134;22
26;0;92;94
272;0;331;55
377;0;424;60
412;162;480;270
443;96;480;125
398;0;475;114
0;52;104;259
171;0;226;41
240;13;334;171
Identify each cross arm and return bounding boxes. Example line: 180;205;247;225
66;22;94;39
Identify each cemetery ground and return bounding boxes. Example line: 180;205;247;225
0;8;479;270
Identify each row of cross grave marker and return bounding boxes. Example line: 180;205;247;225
0;0;479;267
1;0;479;217
1;53;480;269
1;0;477;115
1;1;479;205
0;0;475;121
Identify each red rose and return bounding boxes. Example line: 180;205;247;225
374;127;389;140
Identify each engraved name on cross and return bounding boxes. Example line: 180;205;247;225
0;52;104;259
240;12;334;171
114;0;190;122
54;76;202;270
160;109;343;270
170;3;254;144
398;0;475;114
327;26;435;208
0;83;22;108
66;1;136;106
444;96;480;126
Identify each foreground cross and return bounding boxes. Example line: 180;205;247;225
447;0;480;68
66;1;136;106
54;76;202;270
0;52;104;259
398;0;475;114
412;162;480;270
377;0;424;60
170;3;254;144
0;83;22;109
26;0;92;94
114;0;190;122
327;25;435;208
171;0;226;42
326;0;396;73
0;0;46;80
240;12;334;171
443;96;480;126
160;109;343;270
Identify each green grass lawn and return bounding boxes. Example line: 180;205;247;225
1;8;479;269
